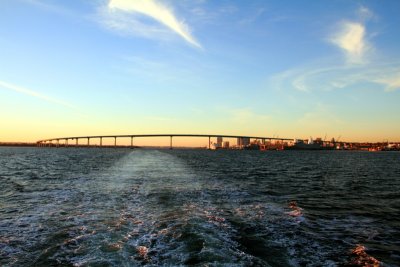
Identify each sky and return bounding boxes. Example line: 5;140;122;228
1;0;400;144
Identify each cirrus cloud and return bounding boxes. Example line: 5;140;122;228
329;6;375;64
0;80;77;109
104;0;201;48
330;21;370;64
372;70;400;92
269;6;400;94
270;62;400;93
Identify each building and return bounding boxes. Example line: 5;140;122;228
237;137;250;148
216;136;223;148
223;141;230;148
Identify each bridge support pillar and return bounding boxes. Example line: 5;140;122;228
57;139;59;148
170;136;173;149
114;137;117;147
100;137;102;147
209;136;211;150
65;139;68;148
87;138;90;147
131;136;133;148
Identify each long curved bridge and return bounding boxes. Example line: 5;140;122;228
36;134;294;149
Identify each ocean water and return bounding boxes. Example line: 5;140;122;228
0;147;399;266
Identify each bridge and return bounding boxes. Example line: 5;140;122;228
36;134;294;149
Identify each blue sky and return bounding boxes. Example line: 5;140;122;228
1;0;400;143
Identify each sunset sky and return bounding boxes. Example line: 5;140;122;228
1;0;400;144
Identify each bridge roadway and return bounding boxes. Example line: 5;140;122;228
36;134;294;149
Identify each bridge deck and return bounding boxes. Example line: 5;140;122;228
37;134;293;144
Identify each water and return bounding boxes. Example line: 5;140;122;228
1;147;399;266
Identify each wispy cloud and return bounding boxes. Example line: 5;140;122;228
372;70;400;92
116;55;199;84
102;0;201;48
329;7;375;64
238;7;266;26
185;2;238;26
22;0;76;17
357;5;374;21
270;62;400;93
330;21;369;64
270;6;400;93
0;80;76;109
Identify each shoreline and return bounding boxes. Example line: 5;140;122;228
1;143;399;151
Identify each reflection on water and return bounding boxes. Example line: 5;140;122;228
0;148;399;266
350;245;380;266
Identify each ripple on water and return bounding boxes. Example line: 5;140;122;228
0;148;399;266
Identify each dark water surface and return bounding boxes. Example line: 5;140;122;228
1;147;399;266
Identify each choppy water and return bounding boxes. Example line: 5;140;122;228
1;148;399;266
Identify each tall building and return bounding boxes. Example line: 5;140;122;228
216;136;223;148
223;141;230;148
237;138;242;147
237;137;250;148
242;137;250;146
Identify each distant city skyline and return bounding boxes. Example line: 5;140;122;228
1;0;400;143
